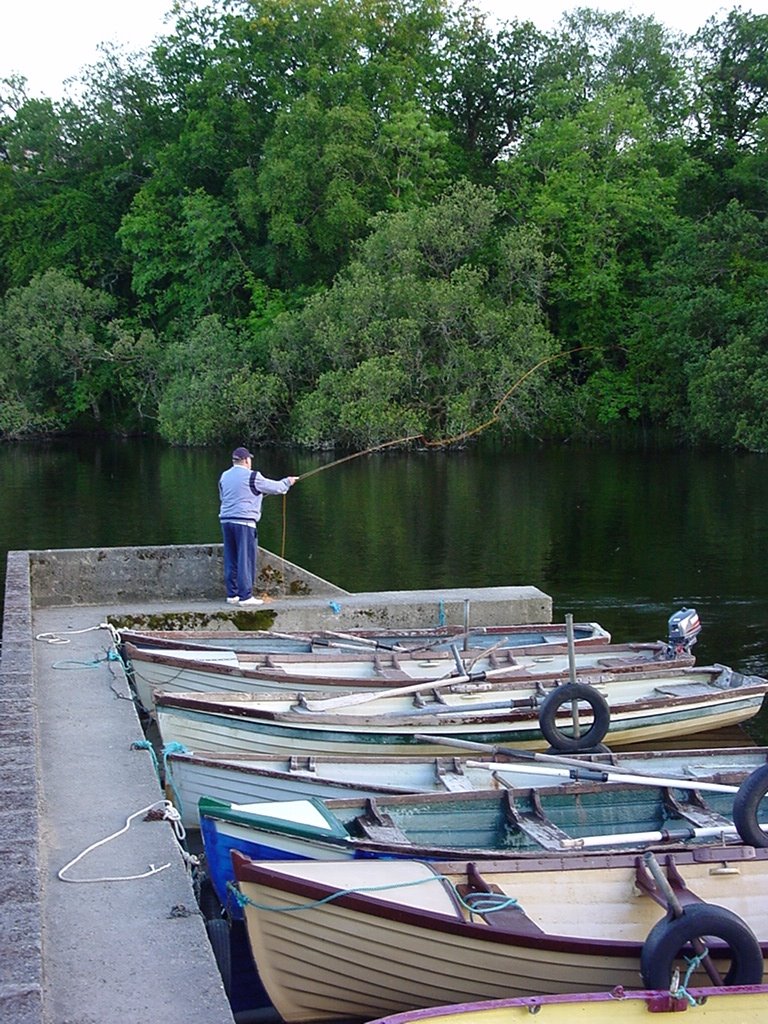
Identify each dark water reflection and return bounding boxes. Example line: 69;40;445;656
2;438;768;676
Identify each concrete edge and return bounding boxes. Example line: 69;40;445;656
0;550;43;1024
28;544;349;608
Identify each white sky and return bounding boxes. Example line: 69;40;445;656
1;0;767;102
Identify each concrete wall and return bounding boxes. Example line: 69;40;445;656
26;544;552;631
0;551;43;1024
28;544;348;608
238;585;554;632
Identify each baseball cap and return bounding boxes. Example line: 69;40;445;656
232;447;253;461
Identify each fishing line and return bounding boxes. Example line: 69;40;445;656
296;345;595;482
274;345;597;586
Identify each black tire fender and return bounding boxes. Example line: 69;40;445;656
206;917;233;996
733;763;768;848
538;682;611;752
641;903;764;989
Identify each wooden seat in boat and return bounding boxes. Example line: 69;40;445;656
455;862;546;934
503;789;572;851
352;798;411;844
436;758;477;792
634;853;705;910
663;789;735;832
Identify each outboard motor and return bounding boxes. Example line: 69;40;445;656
666;607;701;658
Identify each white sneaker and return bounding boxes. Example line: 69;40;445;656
238;596;264;607
226;596;240;604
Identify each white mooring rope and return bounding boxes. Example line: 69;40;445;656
57;800;185;883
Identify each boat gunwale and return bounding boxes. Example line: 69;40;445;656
124;640;692;687
153;675;768;727
363;984;768;1024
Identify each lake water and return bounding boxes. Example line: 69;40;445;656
5;436;768;1015
2;437;768;677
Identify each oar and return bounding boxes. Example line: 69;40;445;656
262;628;406;653
318;631;408;653
370;696;537;720
559;823;756;849
299;665;527;713
415;734;740;793
463;760;739;795
381;629;497;656
312;638;409;655
463;637;516;673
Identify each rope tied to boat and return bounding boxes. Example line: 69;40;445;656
669;950;710;1007
457;890;521;917
227;873;450;912
132;738;161;779
35;622;119;645
46;641;133;702
50;652;117;670
162;740;191;759
227;874;519;918
57;799;185;884
161;741;191;813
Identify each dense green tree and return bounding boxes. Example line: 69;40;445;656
271;180;560;447
685;9;768;212
532;8;687;133
435;10;549;168
689;10;768;149
157;314;288;444
257;94;454;284
0;69;159;294
627;200;768;447
0;270;117;435
119;0;453;312
500;84;681;351
692;334;768;451
1;2;768;450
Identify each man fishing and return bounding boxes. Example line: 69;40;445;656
218;446;299;606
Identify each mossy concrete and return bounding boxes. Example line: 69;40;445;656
28;543;346;608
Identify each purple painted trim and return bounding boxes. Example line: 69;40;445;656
365;985;768;1024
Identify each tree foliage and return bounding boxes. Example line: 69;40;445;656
0;270;118;434
276;181;560;445
0;2;767;450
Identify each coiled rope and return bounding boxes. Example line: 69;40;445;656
35;622;120;645
57;799;186;884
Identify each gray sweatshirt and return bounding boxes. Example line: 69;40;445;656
218;466;293;526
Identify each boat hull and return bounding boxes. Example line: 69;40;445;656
231;851;768;1022
126;638;676;714
155;675;767;757
199;775;767;917
165;746;768;829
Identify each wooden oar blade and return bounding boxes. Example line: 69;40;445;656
300;663;527;713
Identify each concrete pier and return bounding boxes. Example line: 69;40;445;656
0;544;551;1024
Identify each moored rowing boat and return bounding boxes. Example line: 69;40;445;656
164;744;768;830
231;849;768;1021
154;664;768;757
